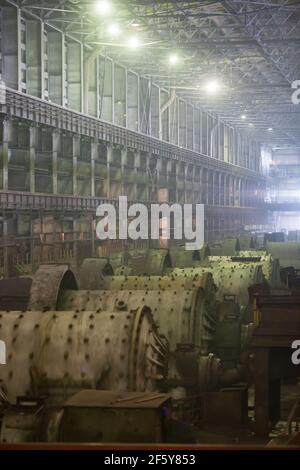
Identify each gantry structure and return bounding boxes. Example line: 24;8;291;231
1;0;298;275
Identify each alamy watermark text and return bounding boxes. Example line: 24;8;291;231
95;196;204;250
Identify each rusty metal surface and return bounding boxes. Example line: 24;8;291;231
58;390;169;443
78;258;113;289
172;264;265;307
165;348;222;392
197;354;222;391
214;300;243;368
100;271;216;292
252;295;300;347
28;264;78;311
0;391;171;444
0;307;167;402
127;248;173;276
208;252;281;289
101;245;210;273
64;389;170;409
56;274;245;391
112;248;173;276
58;286;217;354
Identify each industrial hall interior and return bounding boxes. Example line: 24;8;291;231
0;0;300;449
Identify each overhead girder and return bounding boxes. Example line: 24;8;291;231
2;0;300;146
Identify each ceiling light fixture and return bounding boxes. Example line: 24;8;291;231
204;80;221;94
169;54;179;65
127;36;140;49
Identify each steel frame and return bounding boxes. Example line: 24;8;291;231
1;0;300;147
0;86;265;180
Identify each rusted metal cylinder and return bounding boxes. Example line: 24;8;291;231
57;281;217;354
28;264;78;311
171;264;265;306
166;349;222;392
115;248;173;276
111;245;211;274
99;271;215;292
78;258;113;289
0;306;167;403
0;265;78;311
208;251;281;288
266;241;300;269
239;251;281;288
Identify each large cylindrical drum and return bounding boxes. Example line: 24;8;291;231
208;252;281;288
172;264;265;306
0;307;167;403
58;281;217;354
